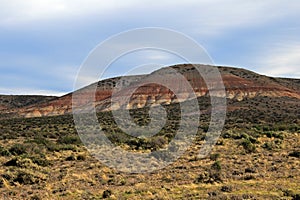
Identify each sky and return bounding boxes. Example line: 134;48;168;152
0;0;300;96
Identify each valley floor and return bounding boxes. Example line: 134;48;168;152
0;117;299;199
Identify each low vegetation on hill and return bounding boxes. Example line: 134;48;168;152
0;96;299;199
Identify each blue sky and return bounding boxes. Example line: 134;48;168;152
0;0;300;96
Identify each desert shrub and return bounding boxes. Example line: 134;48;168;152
148;136;167;150
102;190;112;198
262;126;270;132
209;171;222;183
216;140;224;145
245;167;256;173
254;125;262;131
210;153;220;161
30;135;51;146
292;194;300;200
13;171;37;185
30;195;41;200
58;144;77;151
201;125;209;132
222;132;231;139
240;133;258;143
211;161;222;171
45;141;77;152
26;136;59;153
277;125;287;131
283;189;300;199
274;139;282;145
249;136;258;144
126;138;142;149
4;158;19;166
0;146;11;156
57;135;82;145
30;156;51;167
283;189;294;197
288;124;300;132
265;131;284;140
262;141;280;150
244;174;256;180
265;131;273;138
240;139;256;153
262;142;273;150
207;191;219;197
125;136;167;151
65;155;76;161
289;151;300;158
5;154;50;167
274;133;284;140
196;161;223;183
1;133;18;140
221;185;233;192
76;154;86;161
45;142;61;152
241;133;249;139
195;172;209;183
9;143;27;155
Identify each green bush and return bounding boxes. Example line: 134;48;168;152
42;140;77;152
241;139;256;153
30;156;51;167
0;146;11;156
289;151;300;158
262;142;275;150
76;154;86;161
195;161;223;183
221;185;233;192
266;131;273;138
4;158;19;166
148;136;167;150
102;190;112;198
14;171;38;185
65;155;76;161
9;144;27;155
265;132;284;140
57;135;82;145
211;161;222;171
210;153;220;161
30;135;51;146
4;155;50;167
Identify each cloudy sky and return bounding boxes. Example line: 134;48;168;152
0;0;300;96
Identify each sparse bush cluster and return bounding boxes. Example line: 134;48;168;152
265;131;284;140
195;161;223;184
240;138;256;153
125;136;168;151
57;135;82;145
0;145;11;156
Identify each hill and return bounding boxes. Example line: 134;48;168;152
0;95;57;112
0;64;299;199
2;64;299;118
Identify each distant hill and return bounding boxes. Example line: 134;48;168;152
1;64;299;119
0;95;57;112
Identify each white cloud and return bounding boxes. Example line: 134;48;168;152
184;0;300;37
1;0;299;32
255;42;300;78
0;0;139;26
0;86;65;96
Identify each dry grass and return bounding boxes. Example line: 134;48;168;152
0;96;299;199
